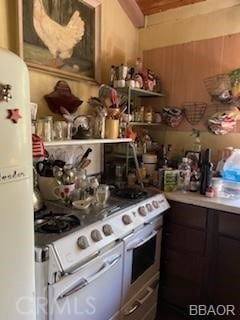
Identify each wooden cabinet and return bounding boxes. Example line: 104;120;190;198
159;202;240;318
209;209;240;316
159;201;208;311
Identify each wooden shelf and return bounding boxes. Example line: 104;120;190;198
44;138;132;147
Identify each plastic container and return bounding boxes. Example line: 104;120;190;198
211;177;223;197
222;149;240;182
142;153;157;175
221;149;240;198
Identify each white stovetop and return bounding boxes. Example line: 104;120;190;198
165;191;240;215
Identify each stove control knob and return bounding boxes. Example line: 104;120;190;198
77;236;89;249
152;200;159;209
122;214;132;225
138;206;147;216
102;224;113;236
91;229;103;242
146;203;153;212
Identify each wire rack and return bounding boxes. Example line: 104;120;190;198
203;74;232;104
182;102;207;125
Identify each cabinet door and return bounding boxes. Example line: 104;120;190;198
218;211;240;240
167;201;207;230
159;275;203;310
212;236;240;315
160;239;206;309
160;248;205;309
208;209;240;317
163;223;206;255
161;248;204;284
159;202;208;310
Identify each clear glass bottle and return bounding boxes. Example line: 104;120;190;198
135;57;143;74
178;157;191;192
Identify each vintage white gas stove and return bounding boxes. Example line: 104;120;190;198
34;188;169;320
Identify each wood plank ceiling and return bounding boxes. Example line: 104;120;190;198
136;0;206;15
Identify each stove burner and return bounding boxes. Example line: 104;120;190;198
113;187;147;199
35;212;80;234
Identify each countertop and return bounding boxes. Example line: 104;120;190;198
165;191;240;215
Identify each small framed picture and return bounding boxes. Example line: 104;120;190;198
185;151;201;170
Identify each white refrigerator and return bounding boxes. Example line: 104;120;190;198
0;48;36;319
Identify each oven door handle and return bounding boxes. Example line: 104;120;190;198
57;254;122;300
85;254;122;286
127;230;157;251
57;278;88;300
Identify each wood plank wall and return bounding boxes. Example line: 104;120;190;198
143;33;240;133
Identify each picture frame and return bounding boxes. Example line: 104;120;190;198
18;0;101;83
185;150;201;170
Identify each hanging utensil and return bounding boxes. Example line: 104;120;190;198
79;159;91;170
53;165;64;185
78;148;92;169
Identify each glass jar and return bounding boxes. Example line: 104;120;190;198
139;106;145;122
144;106;153;123
36;116;53;142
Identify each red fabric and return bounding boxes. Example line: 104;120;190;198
32;134;47;158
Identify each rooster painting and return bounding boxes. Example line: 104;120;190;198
22;0;95;78
33;0;85;65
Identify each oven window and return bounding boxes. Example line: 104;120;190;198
131;235;156;283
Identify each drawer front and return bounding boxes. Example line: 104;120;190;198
161;248;204;283
167;201;207;230
218;211;240;240
163;224;206;255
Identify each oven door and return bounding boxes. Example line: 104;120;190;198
48;242;123;320
122;218;162;303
